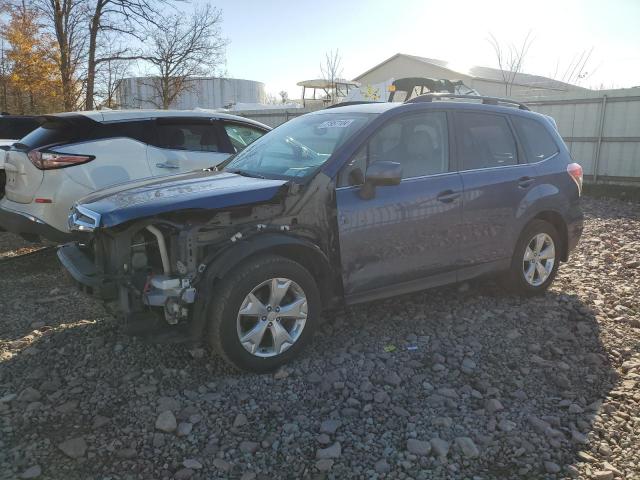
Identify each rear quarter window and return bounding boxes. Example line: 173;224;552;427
17;119;153;150
17;120;94;150
0;117;39;139
512;116;559;162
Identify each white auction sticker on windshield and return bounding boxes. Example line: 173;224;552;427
318;119;355;128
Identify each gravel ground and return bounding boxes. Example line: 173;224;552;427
1;196;639;480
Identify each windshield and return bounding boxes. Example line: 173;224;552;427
222;113;373;179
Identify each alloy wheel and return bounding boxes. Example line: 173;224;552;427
236;277;308;357
522;233;556;287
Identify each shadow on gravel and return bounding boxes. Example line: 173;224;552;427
1;263;618;478
335;280;618;478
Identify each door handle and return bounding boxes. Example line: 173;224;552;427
436;190;460;203
156;162;179;169
518;176;535;188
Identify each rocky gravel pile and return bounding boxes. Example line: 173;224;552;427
1;196;639;480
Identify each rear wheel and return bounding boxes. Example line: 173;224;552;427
503;220;560;295
207;255;320;372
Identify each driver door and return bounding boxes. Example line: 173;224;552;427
335;111;463;300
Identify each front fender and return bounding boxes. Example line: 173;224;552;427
189;232;333;339
202;232;331;281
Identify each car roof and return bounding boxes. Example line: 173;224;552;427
49;109;270;129
310;102;400;115
308;99;543;119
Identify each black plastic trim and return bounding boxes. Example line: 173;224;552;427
57;243;118;300
406;94;530;111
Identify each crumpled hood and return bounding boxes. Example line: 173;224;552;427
76;170;289;228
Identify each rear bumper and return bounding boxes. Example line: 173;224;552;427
0;201;72;243
57;243;118;300
566;203;584;256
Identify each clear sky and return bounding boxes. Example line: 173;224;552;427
168;0;640;97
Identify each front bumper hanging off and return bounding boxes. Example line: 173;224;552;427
57;243;118;300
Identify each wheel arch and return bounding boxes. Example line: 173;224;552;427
189;233;338;339
529;210;569;261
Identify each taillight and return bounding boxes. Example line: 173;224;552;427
567;162;583;196
28;149;94;170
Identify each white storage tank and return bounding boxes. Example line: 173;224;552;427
115;77;266;110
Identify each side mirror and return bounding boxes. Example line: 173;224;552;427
359;161;402;199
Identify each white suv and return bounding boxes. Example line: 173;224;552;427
0;110;269;242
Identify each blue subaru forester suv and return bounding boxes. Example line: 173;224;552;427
59;95;583;372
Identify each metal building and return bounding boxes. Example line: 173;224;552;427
354;53;586;97
115;77;266;110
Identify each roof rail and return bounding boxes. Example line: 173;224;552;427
324;101;384;109
405;93;530;111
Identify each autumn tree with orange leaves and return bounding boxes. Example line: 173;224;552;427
0;1;63;114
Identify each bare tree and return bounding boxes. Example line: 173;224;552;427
0;2;9;111
278;90;288;104
320;49;343;102
555;47;595;86
35;0;177;110
0;39;9;112
84;0;175;110
38;0;88;110
93;38;129;108
487;32;534;96
141;4;226;109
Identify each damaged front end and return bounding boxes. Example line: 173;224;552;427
58;169;338;334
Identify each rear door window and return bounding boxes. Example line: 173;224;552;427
90;120;152;143
154;121;221;152
17;118;95;150
455;112;518;170
512;116;559;162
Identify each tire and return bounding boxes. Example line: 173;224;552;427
207;254;321;372
503;219;561;295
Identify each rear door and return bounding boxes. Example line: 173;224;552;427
335;110;463;298
455;111;538;269
147;118;231;176
60;120;154;190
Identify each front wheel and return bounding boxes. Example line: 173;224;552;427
503;219;561;295
207;255;321;372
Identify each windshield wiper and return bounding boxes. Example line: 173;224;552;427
226;168;266;179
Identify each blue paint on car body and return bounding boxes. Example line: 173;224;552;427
78;170;289;228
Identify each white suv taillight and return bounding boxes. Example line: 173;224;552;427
567;162;583;196
28;149;94;170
